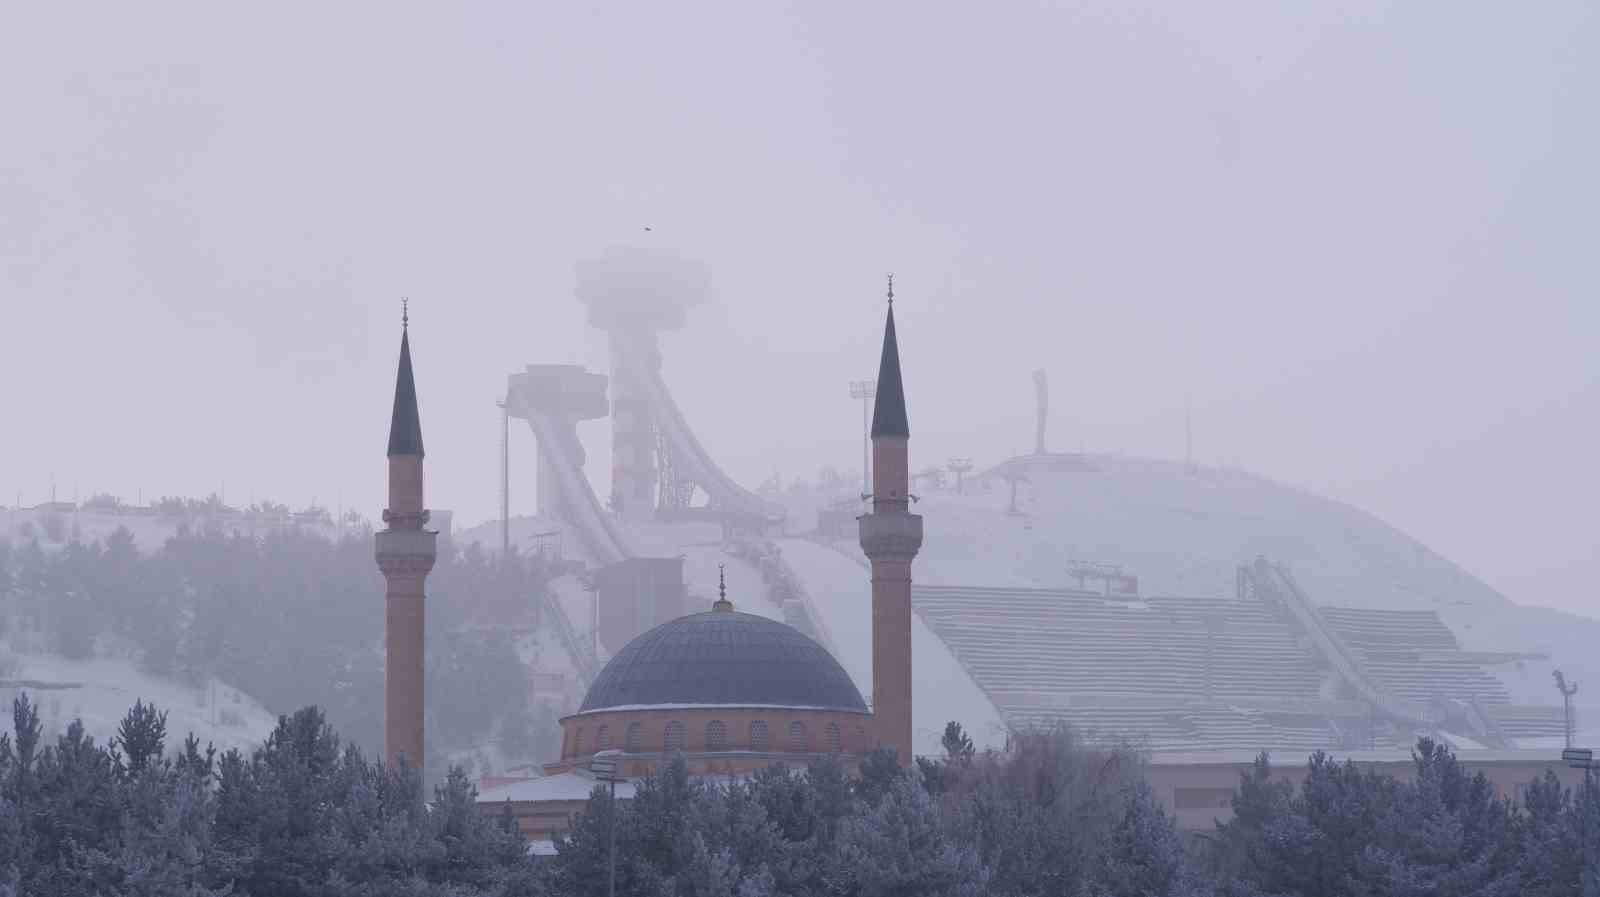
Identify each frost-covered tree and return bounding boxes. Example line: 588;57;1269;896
0;695;536;897
836;769;987;897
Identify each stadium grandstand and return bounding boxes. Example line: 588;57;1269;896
914;558;1565;753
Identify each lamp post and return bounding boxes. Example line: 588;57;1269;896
849;380;876;496
591;749;624;897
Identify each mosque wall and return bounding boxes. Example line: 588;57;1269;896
548;706;874;777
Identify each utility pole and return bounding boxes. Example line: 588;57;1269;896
497;396;510;557
849;380;876;495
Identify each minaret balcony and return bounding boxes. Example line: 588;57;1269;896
858;512;923;562
376;528;438;568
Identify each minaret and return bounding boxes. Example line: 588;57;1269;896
858;276;922;767
375;302;436;773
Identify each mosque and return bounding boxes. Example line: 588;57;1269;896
376;290;921;842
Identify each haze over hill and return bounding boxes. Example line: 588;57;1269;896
3;0;1596;623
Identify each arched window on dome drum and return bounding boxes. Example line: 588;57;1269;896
665;721;686;752
749;720;770;752
706;720;728;751
595;725;610;750
788;721;807;753
625;722;643;753
574;728;584;758
825;722;841;753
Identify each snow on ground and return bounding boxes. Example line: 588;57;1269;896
1;652;278;756
901;455;1511;615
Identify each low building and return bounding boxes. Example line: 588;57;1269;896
1147;748;1589;832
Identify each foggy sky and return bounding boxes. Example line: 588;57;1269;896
4;1;1596;617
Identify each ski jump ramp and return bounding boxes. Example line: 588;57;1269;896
506;365;632;567
622;352;786;524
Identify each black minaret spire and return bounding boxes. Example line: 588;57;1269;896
387;303;425;457
870;275;909;439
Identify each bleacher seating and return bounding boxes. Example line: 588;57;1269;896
915;587;1324;704
1316;607;1511;704
913;583;1566;752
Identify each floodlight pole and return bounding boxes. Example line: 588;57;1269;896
1556;670;1579;750
849;380;877;495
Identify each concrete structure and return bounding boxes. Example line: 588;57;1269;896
592;556;687;655
375;314;436;772
858;283;922;766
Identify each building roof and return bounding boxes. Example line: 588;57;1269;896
1147;748;1578;768
387;328;425;457
577;609;868;714
870;302;909;439
477;770;637;804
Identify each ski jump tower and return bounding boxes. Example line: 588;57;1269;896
574;246;782;526
504;364;627;565
575;247;708;522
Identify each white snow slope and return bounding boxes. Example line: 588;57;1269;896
1;652;278;756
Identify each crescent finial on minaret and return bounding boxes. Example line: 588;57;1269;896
713;564;734;612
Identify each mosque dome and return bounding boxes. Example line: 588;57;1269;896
577;609;868;714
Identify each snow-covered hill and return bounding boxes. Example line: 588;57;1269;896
0;652;279;755
459;452;1600;754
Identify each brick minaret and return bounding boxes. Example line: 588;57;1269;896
375;308;436;773
858;277;921;766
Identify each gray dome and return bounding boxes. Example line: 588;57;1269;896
578;610;868;714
